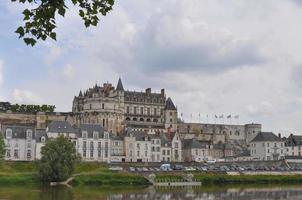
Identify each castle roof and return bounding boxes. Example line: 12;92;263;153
116;77;124;91
79;124;105;138
165;97;176;110
183;138;207;149
47;121;76;133
250;132;281;143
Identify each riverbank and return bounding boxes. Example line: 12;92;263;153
3;162;302;186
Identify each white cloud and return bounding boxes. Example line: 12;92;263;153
3;0;302;135
0;60;3;87
11;89;43;104
62;64;76;81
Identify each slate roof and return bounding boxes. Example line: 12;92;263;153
125;129;151;141
1;125;35;139
250;132;281;143
79;124;105;138
183;138;207;149
35;129;48;142
165;97;177;110
47;121;76;133
285;135;302;146
116;77;124;91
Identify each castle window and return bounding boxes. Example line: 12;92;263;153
140;107;143;115
89;104;92;110
93;131;99;139
147;108;150;115
102;103;105;109
170;112;172;116
26;129;32;139
103;119;105;127
41;137;46;143
133;117;137;121
6;129;12;139
126;117;130;121
154;108;157;116
82;131;88;139
140;118;144;122
134;107;137;115
153;118;158;122
126;106;130;114
146;118;151;122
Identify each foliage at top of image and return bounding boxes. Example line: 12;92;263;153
12;0;115;46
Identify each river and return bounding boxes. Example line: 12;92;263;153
1;185;302;199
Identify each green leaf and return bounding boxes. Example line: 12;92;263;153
23;38;36;46
71;0;77;5
15;26;24;38
58;8;66;17
50;32;57;40
79;9;85;17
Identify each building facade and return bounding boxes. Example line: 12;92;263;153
72;78;178;134
249;132;285;161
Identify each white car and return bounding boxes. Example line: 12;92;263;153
109;166;123;171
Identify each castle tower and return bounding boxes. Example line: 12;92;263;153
164;97;178;132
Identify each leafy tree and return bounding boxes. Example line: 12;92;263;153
13;0;115;46
0;135;5;164
38;135;81;182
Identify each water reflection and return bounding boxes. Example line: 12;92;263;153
1;185;302;200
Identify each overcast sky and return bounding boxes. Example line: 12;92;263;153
1;0;302;135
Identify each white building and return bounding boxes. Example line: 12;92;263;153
250;132;285;161
1;125;36;161
77;124;111;162
182;138;209;162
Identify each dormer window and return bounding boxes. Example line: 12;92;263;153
93;131;99;139
6;129;12;139
104;132;109;139
82;131;88;139
26;129;33;139
41;137;46;143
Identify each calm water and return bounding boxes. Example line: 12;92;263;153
1;185;302;200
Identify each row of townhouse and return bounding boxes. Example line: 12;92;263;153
1;120;240;163
0;121;183;162
182;139;234;162
249;132;302;161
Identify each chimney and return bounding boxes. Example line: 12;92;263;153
161;89;165;97
278;133;281;138
145;88;151;95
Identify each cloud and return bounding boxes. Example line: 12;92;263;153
0;60;3;87
135;15;265;73
11;89;43;104
62;64;76;81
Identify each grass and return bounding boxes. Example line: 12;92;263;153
193;172;302;185
72;172;150;186
2;161;302;186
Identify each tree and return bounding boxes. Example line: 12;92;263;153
0;135;5;164
13;0;115;46
38;135;81;182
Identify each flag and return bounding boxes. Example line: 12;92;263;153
215;115;218;118
181;113;183;117
234;115;239;119
227;115;231;119
198;113;200;117
219;114;224;118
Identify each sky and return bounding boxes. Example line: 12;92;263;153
1;0;302;135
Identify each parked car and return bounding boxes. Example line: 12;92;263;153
129;167;136;172
172;164;184;170
160;164;172;171
207;159;217;164
109;166;123;171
